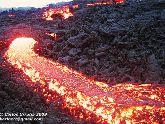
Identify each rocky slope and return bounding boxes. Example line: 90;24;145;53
37;0;164;84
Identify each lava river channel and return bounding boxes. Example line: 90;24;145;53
3;38;165;123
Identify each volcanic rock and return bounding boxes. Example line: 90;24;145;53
95;52;106;58
95;45;109;53
99;23;125;36
160;9;165;20
77;58;89;66
58;56;71;63
0;91;9;99
146;54;161;81
88;49;95;55
53;29;69;36
53;45;61;52
91;23;101;31
43;39;54;50
67;33;90;47
94;58;100;66
107;19;115;23
68;48;81;56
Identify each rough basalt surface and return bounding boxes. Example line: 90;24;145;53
36;0;164;84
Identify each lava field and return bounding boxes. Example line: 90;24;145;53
0;0;164;124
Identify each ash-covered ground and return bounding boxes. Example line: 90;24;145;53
0;0;164;124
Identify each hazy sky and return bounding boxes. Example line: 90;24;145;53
0;0;72;8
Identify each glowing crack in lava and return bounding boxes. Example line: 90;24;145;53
46;32;58;40
86;0;125;7
4;38;165;123
43;5;73;21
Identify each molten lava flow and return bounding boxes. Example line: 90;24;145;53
43;9;54;21
87;1;113;6
73;4;79;9
46;32;58;40
4;38;165;123
43;5;73;21
115;0;125;4
86;0;125;6
8;14;16;17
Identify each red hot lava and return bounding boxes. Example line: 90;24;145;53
46;32;58;40
86;0;125;7
73;4;79;9
8;14;16;17
43;5;73;21
42;1;125;21
4;38;165;123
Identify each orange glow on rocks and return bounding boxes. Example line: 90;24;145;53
8;14;16;17
73;4;79;9
4;38;165;123
43;9;54;21
46;32;58;40
86;0;125;7
115;0;125;4
43;5;73;21
87;2;113;7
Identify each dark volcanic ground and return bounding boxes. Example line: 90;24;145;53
0;0;164;124
36;0;165;84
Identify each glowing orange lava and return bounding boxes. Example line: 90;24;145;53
46;32;58;40
73;4;79;9
8;14;16;17
86;0;125;7
4;38;165;123
43;5;73;21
